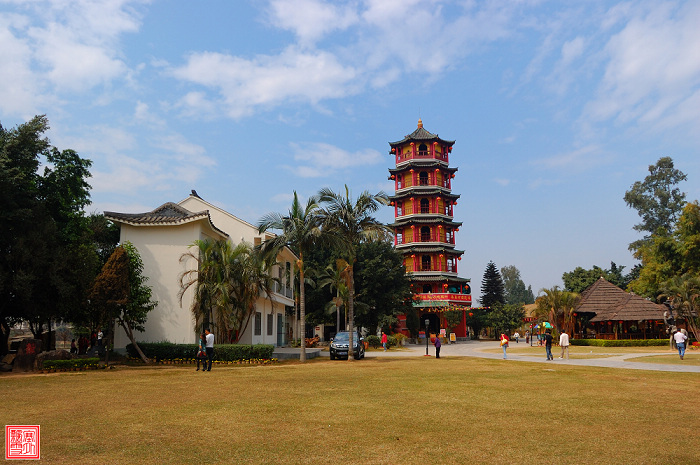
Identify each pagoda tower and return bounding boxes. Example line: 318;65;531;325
388;119;471;337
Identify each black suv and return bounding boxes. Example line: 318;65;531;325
329;331;365;360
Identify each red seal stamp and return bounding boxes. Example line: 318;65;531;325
5;425;40;460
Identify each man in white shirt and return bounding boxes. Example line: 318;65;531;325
673;329;688;360
558;330;570;359
204;328;215;371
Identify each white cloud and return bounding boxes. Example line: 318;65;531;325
584;2;700;130
171;47;361;118
266;0;359;46
283;142;383;177
532;145;610;172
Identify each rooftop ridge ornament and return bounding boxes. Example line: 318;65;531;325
417;118;423;128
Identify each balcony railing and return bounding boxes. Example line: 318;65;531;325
395;235;455;245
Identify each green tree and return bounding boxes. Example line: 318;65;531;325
659;274;700;343
487;303;525;336
317;185;390;360
624;156;687;252
535;286;579;334
0;116;94;353
353;239;414;335
629;202;700;298
501;265;534;305
258;192;325;362
562;262;633;293
480;261;505;309
317;259;350;333
90;243;156;363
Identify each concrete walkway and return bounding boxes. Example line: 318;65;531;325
321;340;700;373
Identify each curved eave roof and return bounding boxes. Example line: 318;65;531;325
390;218;463;228
389;165;458;175
408;274;470;283
105;202;229;238
402;246;464;254
389;190;460;201
389;126;455;146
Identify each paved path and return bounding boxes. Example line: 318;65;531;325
336;340;700;373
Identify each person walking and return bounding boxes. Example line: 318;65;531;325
673;329;688;360
513;331;520;343
204;328;214;371
70;339;77;354
544;329;553;360
500;333;509;359
196;332;207;371
381;332;388;351
558;329;570;359
434;334;441;358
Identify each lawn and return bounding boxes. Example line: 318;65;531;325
1;357;699;464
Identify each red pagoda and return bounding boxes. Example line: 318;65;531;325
388;119;471;337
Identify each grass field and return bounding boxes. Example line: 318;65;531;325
2;357;699;465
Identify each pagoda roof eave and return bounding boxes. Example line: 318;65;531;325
389;126;455;146
408;274;470;283
401;246;465;254
390;219;463;227
389;164;458;174
389;191;460;201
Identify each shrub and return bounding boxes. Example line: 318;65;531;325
43;358;100;370
386;335;398;348
571;339;669;347
392;333;407;346
366;335;381;348
126;342;274;361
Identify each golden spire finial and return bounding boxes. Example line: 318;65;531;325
417;118;423;128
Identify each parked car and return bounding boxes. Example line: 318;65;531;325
329;331;365;360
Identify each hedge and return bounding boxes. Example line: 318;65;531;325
43;358;101;370
365;335;399;349
571;339;669;347
126;342;274;361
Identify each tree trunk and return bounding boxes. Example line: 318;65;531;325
120;318;150;364
347;267;355;361
0;319;10;357
299;261;306;362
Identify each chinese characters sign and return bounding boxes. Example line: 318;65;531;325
5;425;40;460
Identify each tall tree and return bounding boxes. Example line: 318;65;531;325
258;192;324;362
535;286;579;334
624;156;687;252
480;261;505;308
501;265;535;305
353;239;414;335
90;243;156;363
562;262;634;293
659;274;700;343
0;116;94;354
317;185;390;360
487;303;525;336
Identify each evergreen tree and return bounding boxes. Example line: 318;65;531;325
501;265;535;305
480;261;505;308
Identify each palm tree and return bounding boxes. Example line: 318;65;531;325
179;238;226;334
257;192;324;362
659;273;700;342
535;286;579;334
317;258;351;333
317;185;389;359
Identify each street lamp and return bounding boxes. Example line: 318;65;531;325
425;318;430;356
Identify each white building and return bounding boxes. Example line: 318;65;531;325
104;191;296;349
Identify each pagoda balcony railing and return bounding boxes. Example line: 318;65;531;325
395;207;454;217
395;235;455;245
396;179;451;189
408;265;458;273
395;150;449;164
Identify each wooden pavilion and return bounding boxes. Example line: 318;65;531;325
574;277;666;340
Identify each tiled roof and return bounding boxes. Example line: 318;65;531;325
389;218;463;228
389;164;458;174
389;124;455;146
389;190;460;201
575;277;665;322
409;274;470;283
105;202;228;237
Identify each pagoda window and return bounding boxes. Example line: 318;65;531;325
419;171;429;186
447;258;455;272
420;226;430;242
446;229;453;243
397;174;403;189
418;143;428;157
420;198;430;214
396;229;404;245
422;284;432;294
397;201;403;216
421;255;431;271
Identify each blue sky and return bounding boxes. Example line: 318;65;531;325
2;0;699;302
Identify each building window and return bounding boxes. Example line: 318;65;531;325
267;313;273;336
397;174;402;189
419;171;429;185
420;198;430;214
421;255;431;271
420;226;430;242
397;201;403;216
255;312;262;336
422;284;432;293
